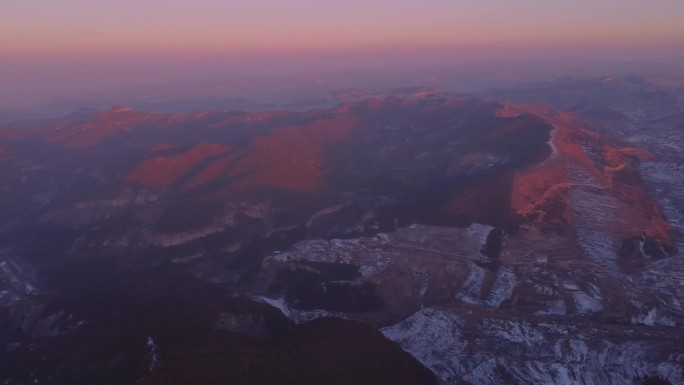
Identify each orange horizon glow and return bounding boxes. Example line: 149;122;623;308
3;0;684;112
4;28;684;57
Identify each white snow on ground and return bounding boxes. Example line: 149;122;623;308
466;224;495;251
381;308;466;383
456;263;485;305
632;308;658;326
359;254;390;277
382;307;684;385
254;296;339;324
573;290;604;315
547;125;559;158
256;296;291;318
486;267;516;308
146;335;159;372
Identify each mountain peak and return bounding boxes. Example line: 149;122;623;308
66;107;100;121
106;105;133;113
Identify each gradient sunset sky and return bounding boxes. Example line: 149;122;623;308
4;0;684;55
2;0;684;112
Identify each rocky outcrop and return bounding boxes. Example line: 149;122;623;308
253;221;684;384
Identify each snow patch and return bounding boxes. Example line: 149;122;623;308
255;296;291;318
466;223;495;251
456;263;485;304
382;308;466;383
486;267;516;308
359;254;390;277
632;308;658;326
254;295;338;324
573;291;604;315
384;307;684;385
146;335;159;372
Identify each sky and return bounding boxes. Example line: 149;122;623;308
2;0;684;112
3;0;684;55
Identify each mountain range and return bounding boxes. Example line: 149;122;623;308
0;76;683;385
